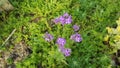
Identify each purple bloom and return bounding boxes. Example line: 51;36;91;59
63;13;69;17
56;37;71;57
56;38;66;47
58;47;71;57
62;13;72;24
73;25;80;31
53;13;72;25
61;13;72;24
53;17;60;24
59;16;66;25
70;33;82;42
65;16;72;24
63;48;71;57
58;46;65;53
44;33;53;42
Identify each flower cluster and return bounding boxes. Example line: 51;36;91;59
44;32;53;42
60;48;71;57
56;38;71;57
53;13;72;25
73;25;80;31
56;38;66;47
44;13;82;57
71;24;82;42
70;33;82;42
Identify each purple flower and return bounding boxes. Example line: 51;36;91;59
56;37;71;57
59;16;66;25
70;33;82;42
73;25;80;31
53;17;60;24
58;46;65;53
65;16;72;24
63;48;71;57
56;38;66;47
53;13;72;25
44;33;53;42
63;13;72;24
63;13;69;17
58;47;71;57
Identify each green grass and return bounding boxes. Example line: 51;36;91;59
0;0;120;68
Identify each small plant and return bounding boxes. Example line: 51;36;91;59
104;18;120;53
1;0;119;67
52;13;82;57
16;13;82;68
104;18;120;67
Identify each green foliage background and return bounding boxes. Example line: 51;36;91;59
0;0;120;68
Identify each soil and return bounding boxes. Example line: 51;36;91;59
0;40;31;68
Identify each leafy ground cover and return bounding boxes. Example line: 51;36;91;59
0;0;120;68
